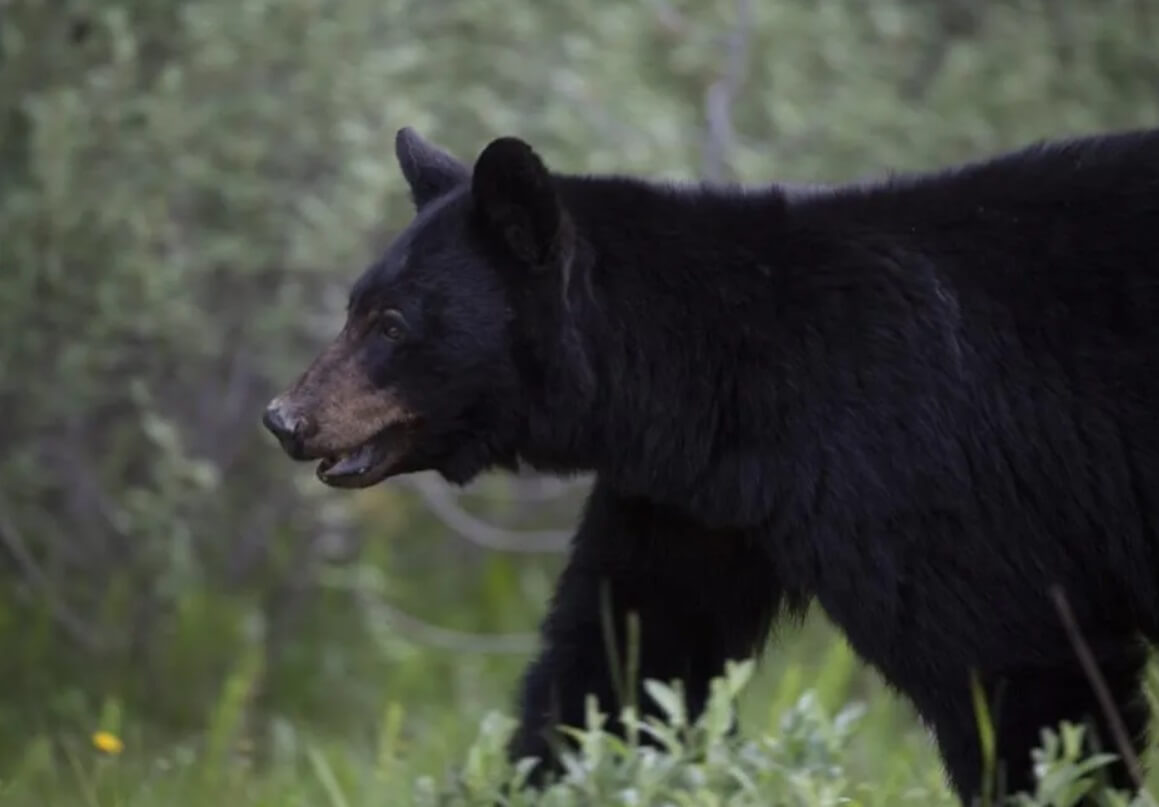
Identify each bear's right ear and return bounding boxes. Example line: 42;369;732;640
471;136;570;271
394;127;469;209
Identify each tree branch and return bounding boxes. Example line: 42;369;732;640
359;592;537;655
321;568;538;655
402;473;571;554
455;472;591;503
1050;585;1147;791
0;494;116;652
702;0;753;182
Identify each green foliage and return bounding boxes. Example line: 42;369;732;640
4;0;1159;802
3;665;1156;806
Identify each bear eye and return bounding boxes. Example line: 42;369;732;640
380;309;408;342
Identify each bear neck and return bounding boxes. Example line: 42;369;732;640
516;176;809;525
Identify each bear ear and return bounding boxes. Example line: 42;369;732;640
394;127;469;209
471;136;570;269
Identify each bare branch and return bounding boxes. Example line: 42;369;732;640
456;473;592;503
702;0;753;182
647;0;688;37
402;473;571;554
322;570;537;654
359;592;537;655
0;494;116;652
1050;585;1148;791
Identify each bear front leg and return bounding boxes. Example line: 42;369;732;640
508;479;783;781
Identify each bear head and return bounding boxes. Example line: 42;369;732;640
262;128;591;488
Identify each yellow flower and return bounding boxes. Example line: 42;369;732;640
92;731;124;755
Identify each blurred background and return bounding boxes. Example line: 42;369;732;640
3;0;1159;801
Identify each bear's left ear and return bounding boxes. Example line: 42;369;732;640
395;127;469;209
471;137;570;270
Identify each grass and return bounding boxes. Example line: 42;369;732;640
4;613;1159;806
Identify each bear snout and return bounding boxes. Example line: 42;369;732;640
262;397;315;459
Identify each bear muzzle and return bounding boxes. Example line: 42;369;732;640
262;396;316;460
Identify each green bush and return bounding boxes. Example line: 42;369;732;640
3;0;1159;800
2;662;1152;805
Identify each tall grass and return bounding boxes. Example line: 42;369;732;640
3;616;1158;805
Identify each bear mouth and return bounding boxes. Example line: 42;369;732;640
315;427;415;489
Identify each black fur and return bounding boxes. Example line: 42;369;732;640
344;128;1159;801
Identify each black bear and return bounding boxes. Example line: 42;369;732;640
264;125;1159;801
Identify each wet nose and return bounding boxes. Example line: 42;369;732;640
262;398;309;455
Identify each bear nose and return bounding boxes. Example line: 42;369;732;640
262;398;310;457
